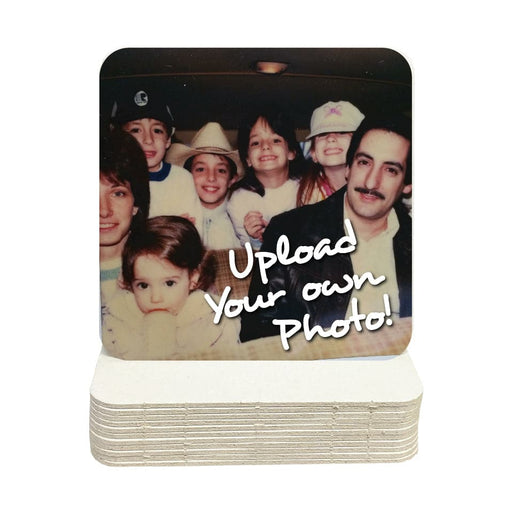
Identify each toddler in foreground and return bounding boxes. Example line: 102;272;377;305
102;216;240;359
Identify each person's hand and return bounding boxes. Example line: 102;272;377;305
180;213;196;225
244;211;267;242
142;310;178;358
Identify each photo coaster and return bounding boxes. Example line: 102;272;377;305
94;48;420;465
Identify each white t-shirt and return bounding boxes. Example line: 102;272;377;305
149;162;204;238
201;201;241;250
227;178;299;248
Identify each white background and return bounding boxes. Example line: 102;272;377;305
2;2;510;511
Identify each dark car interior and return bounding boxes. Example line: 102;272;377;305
100;47;411;146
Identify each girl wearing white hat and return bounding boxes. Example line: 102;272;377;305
297;101;364;207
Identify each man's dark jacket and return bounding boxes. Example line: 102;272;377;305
239;187;412;342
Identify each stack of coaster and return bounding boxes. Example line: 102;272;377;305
90;350;422;466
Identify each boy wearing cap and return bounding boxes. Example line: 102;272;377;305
168;122;242;250
297;100;364;206
111;86;203;229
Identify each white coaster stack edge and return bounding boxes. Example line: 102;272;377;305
90;350;422;466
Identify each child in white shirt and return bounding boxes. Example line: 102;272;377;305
227;105;306;249
167;122;242;250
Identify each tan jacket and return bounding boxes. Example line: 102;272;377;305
101;289;240;360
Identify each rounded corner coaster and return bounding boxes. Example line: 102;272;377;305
90;350;422;406
100;48;412;361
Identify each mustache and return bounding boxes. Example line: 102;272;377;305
354;187;385;200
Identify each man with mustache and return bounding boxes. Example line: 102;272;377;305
240;114;412;342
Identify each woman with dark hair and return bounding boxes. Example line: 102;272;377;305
227;104;305;249
100;128;150;306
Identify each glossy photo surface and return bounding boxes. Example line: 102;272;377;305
99;48;413;360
